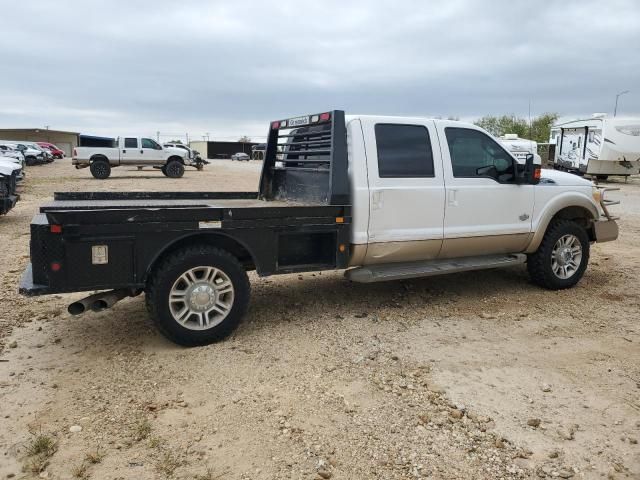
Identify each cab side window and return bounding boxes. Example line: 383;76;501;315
445;127;514;179
375;124;434;178
124;138;138;149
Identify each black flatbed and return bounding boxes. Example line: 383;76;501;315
21;110;353;297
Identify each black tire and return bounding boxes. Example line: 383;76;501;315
165;160;184;178
90;159;111;179
145;245;250;346
527;219;590;290
161;165;168;176
25;156;36;166
596;175;609;181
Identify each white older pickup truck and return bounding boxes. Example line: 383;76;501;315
21;110;619;346
72;136;190;179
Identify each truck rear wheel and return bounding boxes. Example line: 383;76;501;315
90;159;111;179
527;220;590;290
165;160;184;178
145;245;250;346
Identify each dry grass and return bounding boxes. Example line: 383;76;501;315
134;418;152;441
23;431;57;474
156;450;180;477
26;433;57;457
84;446;104;464
71;462;89;479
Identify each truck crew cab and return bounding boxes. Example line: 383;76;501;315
20;111;619;346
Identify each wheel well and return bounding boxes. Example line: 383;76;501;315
90;154;108;163
146;233;257;282
550;206;596;241
167;155;184;164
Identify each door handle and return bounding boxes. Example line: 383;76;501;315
448;189;458;207
140;150;144;154
122;150;126;153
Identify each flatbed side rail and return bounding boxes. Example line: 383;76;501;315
53;191;259;201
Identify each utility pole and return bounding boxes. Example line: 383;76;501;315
614;90;630;117
156;131;160;142
186;133;190;145
205;132;210;142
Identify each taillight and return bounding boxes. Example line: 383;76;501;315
73;148;77;157
319;112;331;121
50;262;62;272
50;224;62;234
271;121;280;130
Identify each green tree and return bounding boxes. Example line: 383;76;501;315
474;115;529;138
474;113;559;143
529;113;559;144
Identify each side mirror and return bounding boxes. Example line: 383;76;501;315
523;154;541;185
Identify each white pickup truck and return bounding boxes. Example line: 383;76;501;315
72;136;190;179
21;110;619;346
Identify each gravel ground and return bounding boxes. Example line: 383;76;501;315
0;160;638;479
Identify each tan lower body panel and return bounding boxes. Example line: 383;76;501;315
350;234;531;267
439;233;531;259
350;239;442;266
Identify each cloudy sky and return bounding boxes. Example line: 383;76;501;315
1;0;639;141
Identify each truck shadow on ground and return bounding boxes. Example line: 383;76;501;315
60;264;597;349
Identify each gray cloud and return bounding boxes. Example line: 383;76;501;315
1;0;639;140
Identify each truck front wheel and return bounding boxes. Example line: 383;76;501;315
145;245;250;346
527;220;590;290
90;159;111;179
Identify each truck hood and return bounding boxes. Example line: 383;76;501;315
540;169;593;187
0;160;21;175
166;147;189;157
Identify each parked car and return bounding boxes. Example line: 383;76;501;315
4;142;46;165
0;160;21;215
27;143;54;162
72;136;190;179
0;144;26;168
231;152;250;161
0;148;25;180
163;143;209;170
37;142;65;159
19;110;619;346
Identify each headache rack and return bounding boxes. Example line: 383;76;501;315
258;110;349;205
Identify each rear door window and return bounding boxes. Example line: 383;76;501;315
124;138;138;149
375;124;434;178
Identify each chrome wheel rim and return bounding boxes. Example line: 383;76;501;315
551;234;582;279
169;266;234;330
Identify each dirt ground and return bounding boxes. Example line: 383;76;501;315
0;160;638;480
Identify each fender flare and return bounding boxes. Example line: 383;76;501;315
143;231;260;283
166;155;185;164
89;154;109;164
525;192;598;253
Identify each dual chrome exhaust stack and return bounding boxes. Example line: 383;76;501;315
67;289;132;315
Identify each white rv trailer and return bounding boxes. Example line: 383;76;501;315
498;134;541;164
550;114;640;178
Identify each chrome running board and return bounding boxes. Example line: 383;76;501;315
345;254;527;283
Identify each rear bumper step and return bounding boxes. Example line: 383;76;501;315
345;254;527;283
